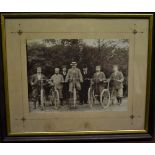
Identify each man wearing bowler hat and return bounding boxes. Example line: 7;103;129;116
80;66;91;104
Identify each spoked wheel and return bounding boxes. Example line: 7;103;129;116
53;89;60;109
73;88;77;108
40;89;45;110
88;87;95;108
100;89;110;109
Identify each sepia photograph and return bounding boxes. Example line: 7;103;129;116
1;13;153;140
26;39;129;112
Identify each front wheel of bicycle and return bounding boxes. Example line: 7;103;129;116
88;87;94;108
100;89;110;109
53;90;60;109
40;89;46;110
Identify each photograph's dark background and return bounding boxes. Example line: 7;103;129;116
26;39;128;78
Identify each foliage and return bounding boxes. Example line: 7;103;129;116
27;39;129;80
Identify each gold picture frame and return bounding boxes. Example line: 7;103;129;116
0;13;154;141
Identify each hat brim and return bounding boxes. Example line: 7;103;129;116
70;63;77;66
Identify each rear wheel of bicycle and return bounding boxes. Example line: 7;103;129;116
88;87;94;108
100;89;110;109
73;88;77;108
40;89;46;110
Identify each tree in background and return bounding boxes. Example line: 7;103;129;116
27;39;128;92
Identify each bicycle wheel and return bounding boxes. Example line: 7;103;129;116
73;87;77;108
88;87;94;108
100;89;110;109
53;89;60;109
40;89;45;110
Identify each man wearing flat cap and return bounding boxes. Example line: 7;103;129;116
50;67;64;105
65;62;83;97
92;65;106;100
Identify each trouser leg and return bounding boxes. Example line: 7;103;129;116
80;85;84;104
58;89;63;105
116;97;120;103
117;88;123;104
32;88;38;109
117;97;122;104
83;87;89;104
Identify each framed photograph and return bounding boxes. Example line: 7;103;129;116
0;13;154;142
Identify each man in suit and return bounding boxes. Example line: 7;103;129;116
92;65;106;100
50;68;64;105
80;66;90;104
65;62;83;97
110;65;124;104
30;67;47;109
61;65;69;104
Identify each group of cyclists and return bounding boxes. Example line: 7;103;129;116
29;61;124;110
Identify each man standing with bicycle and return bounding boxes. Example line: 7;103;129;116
50;68;64;105
61;65;69;105
92;65;106;101
110;65;124;105
80;66;91;104
65;62;83;102
30;67;47;110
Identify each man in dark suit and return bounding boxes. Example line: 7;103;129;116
30;67;47;109
61;65;69;104
80;66;90;104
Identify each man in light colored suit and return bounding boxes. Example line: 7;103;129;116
92;65;106;99
110;65;124;104
65;62;83;96
50;68;64;104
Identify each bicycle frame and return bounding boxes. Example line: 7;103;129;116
88;79;111;107
40;79;46;109
67;78;80;108
73;81;76;108
49;81;60;108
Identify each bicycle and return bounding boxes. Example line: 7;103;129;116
48;80;60;109
40;79;46;110
100;80;111;109
68;78;81;109
33;79;46;110
88;79;111;109
88;79;95;108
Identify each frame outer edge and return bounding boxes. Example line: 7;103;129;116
0;13;154;141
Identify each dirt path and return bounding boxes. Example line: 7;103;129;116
29;97;128;112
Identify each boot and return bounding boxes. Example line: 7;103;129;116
119;97;122;105
117;97;122;105
116;97;120;104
